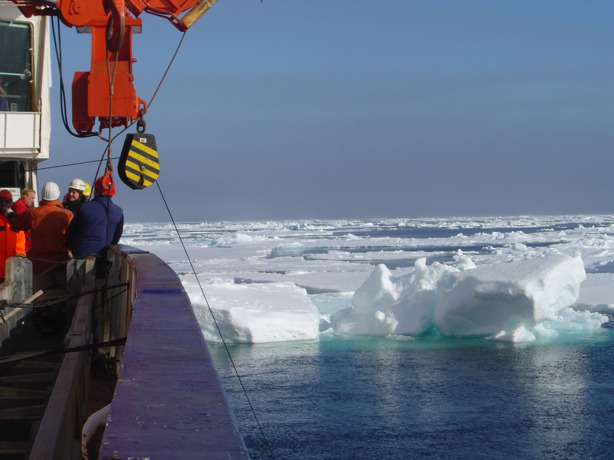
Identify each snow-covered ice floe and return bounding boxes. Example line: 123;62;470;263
332;253;607;342
186;281;319;343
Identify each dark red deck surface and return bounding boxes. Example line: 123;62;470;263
99;248;249;459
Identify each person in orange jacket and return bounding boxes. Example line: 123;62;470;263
0;190;26;282
9;182;73;290
11;188;35;254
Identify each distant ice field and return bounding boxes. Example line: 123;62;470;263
121;215;614;344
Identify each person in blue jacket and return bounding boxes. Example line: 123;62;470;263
67;175;124;258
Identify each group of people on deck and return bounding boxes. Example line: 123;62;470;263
0;176;124;291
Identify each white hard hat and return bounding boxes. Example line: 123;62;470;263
41;182;60;201
68;178;86;191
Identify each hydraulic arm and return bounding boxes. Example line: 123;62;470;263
14;0;217;133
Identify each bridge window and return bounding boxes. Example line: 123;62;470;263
0;161;21;188
0;20;32;112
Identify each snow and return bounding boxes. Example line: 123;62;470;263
575;273;614;313
121;216;614;344
434;254;587;336
331;253;600;340
186;281;319;343
332;259;453;336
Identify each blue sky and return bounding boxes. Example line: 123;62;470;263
43;0;614;222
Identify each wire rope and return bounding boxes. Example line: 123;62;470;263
155;181;276;460
0;338;127;366
50;17;98;139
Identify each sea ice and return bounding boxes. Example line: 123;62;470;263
332;259;454;335
488;325;536;343
269;242;307;258
185;281;320;343
333;252;599;341
434;253;587;336
575;273;614;313
124;217;614;344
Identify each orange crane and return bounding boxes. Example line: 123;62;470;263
14;0;216;133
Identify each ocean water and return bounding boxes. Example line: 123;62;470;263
121;216;614;459
210;333;614;460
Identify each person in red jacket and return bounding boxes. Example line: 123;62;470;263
11;188;35;254
0;190;26;282
10;182;73;290
11;188;36;214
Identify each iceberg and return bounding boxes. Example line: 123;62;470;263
333;253;600;341
332;260;453;335
434;253;587;336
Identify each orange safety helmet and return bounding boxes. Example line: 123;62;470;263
94;176;115;196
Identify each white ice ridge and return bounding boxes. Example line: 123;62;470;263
332;259;454;336
333;253;607;342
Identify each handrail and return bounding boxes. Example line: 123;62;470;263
28;256;97;459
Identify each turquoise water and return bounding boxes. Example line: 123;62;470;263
210;330;614;459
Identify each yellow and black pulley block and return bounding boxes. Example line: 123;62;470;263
118;132;160;190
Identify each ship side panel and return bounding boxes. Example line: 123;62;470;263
99;247;249;459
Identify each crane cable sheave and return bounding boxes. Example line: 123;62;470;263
104;0;218;35
104;0;218;51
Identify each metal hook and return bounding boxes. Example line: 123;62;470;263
137;112;146;133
